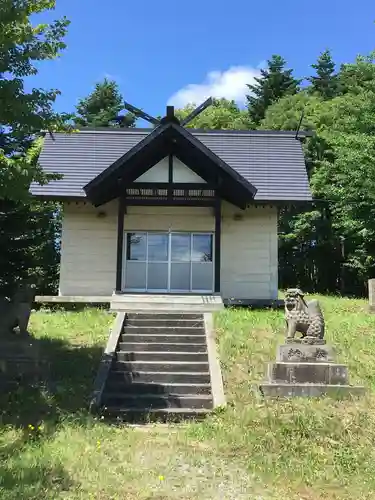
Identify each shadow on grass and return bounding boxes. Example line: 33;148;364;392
0;335;103;429
0;462;73;500
0;334;101;499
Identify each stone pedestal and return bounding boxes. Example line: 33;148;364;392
260;339;365;398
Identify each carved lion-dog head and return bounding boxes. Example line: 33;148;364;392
284;288;307;313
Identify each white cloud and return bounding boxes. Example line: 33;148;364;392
168;65;261;108
102;72;123;83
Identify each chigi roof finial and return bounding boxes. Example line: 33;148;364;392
122;97;213;128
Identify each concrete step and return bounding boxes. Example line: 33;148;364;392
114;360;209;373
102;393;213;410
108;370;211;384
119;342;207;353
126;318;204;327
121;334;206;344
117;351;208;363
267;362;349;385
259;382;366;399
101;406;211;422
126;313;204;320
105;380;211;395
112;302;223;313
111;295;224;313
125;326;205;335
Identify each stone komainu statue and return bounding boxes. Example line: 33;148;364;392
284;288;325;341
0;283;36;336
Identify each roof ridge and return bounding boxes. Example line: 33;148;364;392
68;127;312;138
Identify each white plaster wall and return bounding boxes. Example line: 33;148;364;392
134;157;205;183
59;201;278;299
59;201;117;295
221;203;278;300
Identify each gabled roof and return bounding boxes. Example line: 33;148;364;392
30;127;313;204
84;121;257;207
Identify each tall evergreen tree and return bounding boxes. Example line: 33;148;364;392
308;49;339;99
246;55;300;125
75;78;135;128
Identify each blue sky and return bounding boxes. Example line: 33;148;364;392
32;0;374;119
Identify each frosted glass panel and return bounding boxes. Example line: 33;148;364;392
170;263;190;291
124;232;214;292
125;262;146;289
192;263;213;291
127;233;146;261
148;263;168;290
171;233;191;262
148;233;168;261
192;234;212;262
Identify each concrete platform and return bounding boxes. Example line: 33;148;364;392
259;382;365;399
110;294;224;313
260;340;366;399
35;295;111;303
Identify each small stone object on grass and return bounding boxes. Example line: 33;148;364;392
0;282;36;337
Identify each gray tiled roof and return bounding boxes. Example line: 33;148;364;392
30;128;312;202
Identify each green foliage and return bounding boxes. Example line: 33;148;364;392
175;98;252;129
339;52;375;94
0;200;60;296
74;78;135;128
308;49;340;99
0;1;69;294
0;0;70;199
261;52;375;294
246;55;300;125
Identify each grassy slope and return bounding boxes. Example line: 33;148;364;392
1;298;375;499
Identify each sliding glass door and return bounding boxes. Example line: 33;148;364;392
123;231;213;292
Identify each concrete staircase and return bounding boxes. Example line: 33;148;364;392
100;312;214;420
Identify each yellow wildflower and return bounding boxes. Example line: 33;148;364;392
158;475;165;481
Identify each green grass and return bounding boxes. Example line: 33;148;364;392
1;298;375;499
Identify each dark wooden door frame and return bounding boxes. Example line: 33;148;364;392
214;197;221;293
115;197;126;292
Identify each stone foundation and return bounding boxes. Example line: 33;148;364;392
260;339;365;399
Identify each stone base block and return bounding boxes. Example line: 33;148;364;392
285;337;326;345
259;382;365;399
267;362;349;385
277;343;336;363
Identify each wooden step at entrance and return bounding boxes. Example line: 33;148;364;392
91;310;225;421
